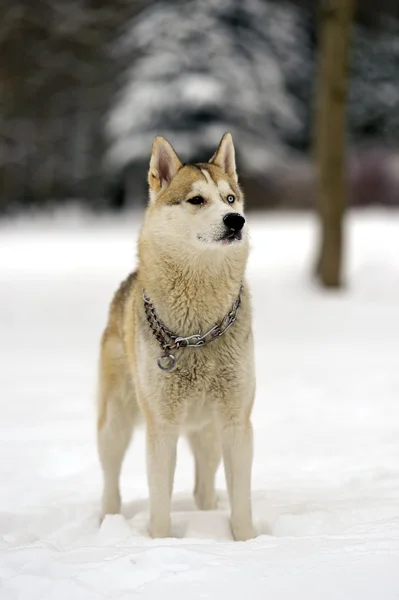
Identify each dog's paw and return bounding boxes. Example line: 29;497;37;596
100;491;121;523
230;519;255;542
194;489;218;511
149;516;171;539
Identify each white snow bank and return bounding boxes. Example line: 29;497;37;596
1;209;399;599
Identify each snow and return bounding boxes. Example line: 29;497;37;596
1;209;399;599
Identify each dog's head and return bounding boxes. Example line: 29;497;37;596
142;134;248;261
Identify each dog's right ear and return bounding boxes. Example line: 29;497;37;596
148;136;182;201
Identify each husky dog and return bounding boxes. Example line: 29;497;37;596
97;133;256;541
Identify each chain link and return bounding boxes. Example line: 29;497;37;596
143;286;243;370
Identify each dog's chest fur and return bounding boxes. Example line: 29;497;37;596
117;274;253;429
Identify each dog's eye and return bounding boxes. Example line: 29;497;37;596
227;194;235;204
187;196;205;205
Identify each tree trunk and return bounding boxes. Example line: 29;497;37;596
314;0;355;288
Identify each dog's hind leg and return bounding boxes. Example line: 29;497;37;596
189;421;221;510
97;341;138;520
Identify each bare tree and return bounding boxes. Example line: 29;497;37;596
314;0;355;287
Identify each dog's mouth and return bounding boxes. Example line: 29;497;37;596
219;230;242;243
197;230;243;244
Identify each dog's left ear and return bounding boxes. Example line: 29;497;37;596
209;133;237;183
148;136;182;200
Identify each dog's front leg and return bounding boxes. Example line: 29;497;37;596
220;416;254;541
146;422;178;538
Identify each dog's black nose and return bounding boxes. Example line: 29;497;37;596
223;212;245;232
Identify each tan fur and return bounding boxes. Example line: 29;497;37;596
97;133;256;541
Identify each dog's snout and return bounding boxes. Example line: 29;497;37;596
223;212;245;232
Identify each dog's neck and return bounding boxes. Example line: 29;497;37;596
138;242;247;336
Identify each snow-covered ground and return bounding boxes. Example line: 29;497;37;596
1;209;399;599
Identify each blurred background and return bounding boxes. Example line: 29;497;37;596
1;0;399;216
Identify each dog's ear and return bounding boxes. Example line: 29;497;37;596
148;136;182;200
209;133;237;182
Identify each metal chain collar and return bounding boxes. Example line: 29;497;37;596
143;285;243;372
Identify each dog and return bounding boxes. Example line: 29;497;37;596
97;133;256;541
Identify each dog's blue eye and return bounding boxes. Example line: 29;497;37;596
187;196;205;205
227;194;235;204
